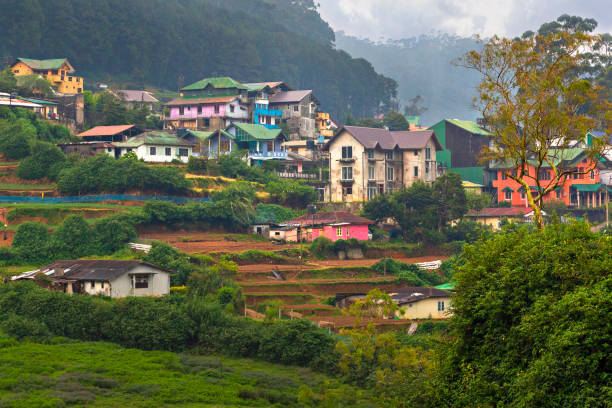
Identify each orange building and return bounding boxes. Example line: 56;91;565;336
490;148;610;208
11;58;83;94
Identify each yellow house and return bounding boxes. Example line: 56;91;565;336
391;288;452;320
11;58;84;94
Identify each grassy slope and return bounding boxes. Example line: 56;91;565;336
0;335;375;407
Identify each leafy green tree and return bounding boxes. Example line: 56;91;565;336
432;172;467;231
11;222;50;263
92;218;137;254
265;179;317;208
212;182;256;228
49;215;92;258
16;141;66;180
383;111;410;130
355;117;384;128
0;68;17;93
15;75;55;98
465;190;492;211
0;118;35;159
437;222;612;407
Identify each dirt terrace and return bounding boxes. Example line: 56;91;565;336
139;231;299;253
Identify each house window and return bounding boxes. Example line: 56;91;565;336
414;150;419;156
413;166;418;177
438;301;445;311
91;281;96;289
501;172;508;180
230;105;235;113
76;77;80;82
52;70;58;75
539;169;551;180
425;165;430;174
341;146;353;159
214;105;219;114
150;147;156;155
386;151;393;160
367;149;374;159
368;165;375;180
590;170;595;180
521;190;526;200
266;141;274;151
198;105;202;114
68;76;72;81
178;148;189;156
294;105;299;112
343;186;352;196
13;69;19;73
342;166;353;180
336;226;343;236
204;118;210;127
425;147;431;160
367;186;377;200
77;88;82;93
101;282;105;289
165;147;171;156
387;167;394;181
134;276;149;289
346;226;350;235
505;190;512;200
179;106;184;115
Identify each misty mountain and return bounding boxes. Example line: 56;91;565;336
335;32;483;126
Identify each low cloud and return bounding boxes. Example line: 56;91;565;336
317;0;610;40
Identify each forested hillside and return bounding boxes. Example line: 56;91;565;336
0;0;395;119
335;32;482;125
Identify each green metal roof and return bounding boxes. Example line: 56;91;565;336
572;183;604;193
232;123;285;141
446;119;491;136
114;132;194;148
17;58;68;70
449;166;484;184
20;97;57;105
489;148;586;169
435;282;455;291
181;77;247;91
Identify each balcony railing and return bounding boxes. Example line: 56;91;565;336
255;107;282;116
249;151;287;159
277;172;318;180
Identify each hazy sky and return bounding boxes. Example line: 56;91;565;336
317;0;611;40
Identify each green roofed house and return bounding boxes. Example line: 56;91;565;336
114;131;195;163
11;58;84;94
225;123;287;165
428;119;491;184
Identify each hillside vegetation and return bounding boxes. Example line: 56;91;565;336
0;0;396;119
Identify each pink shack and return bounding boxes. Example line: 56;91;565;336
279;211;374;243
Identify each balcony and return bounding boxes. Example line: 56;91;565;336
248;151;287;160
255;107;282;117
277;171;318;180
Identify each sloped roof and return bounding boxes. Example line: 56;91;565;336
489;148;586;169
19;97;58;105
181;77;247;91
572;183;605;192
23;260;170;282
187;129;234;142
390;288;451;304
446;119;491;136
16;58;71;71
117;90;159;103
114;131;195;148
391;130;443;150
231;122;284;140
466;207;531;218
0;98;42;108
77;125;135;137
244;82;292;91
269;90;313;104
165;95;238;106
326;126;442;151
283;211;374;227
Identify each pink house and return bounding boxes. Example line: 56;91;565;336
281;211;374;242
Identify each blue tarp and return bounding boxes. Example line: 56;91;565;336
0;194;212;204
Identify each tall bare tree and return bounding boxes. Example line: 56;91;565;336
458;31;611;228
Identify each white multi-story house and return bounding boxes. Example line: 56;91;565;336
324;126;443;202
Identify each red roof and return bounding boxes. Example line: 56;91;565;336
284;211;374;227
77;125;135;137
466;207;531;217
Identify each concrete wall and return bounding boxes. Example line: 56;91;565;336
109;265;170;298
402;139;438;185
396;297;452;320
329;130;365;202
168;102;248;121
119;144;192;163
311;224;369;241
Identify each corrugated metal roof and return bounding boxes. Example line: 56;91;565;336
77;125;135;137
19;260;170;282
0;98;42;108
17;57;70;71
117;90;159;103
446;119;491;136
114;131;195;148
284;211;374;226
181;77;247;91
269;90;313;104
466;207;531;217
231;123;284;140
165;95;238;106
573;183;605;192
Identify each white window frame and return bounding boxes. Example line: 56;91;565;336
342;166;353;180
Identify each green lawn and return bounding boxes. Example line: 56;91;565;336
0;335;376;407
0;184;55;191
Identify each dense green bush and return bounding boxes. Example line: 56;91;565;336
265;179;318;208
371;258;444;286
0;282;337;370
186;156;208;174
253;203;303;223
310;237;334;259
16;141;66;180
12;221;50;263
437;222;612;407
0;117;35;159
57;154;192;195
